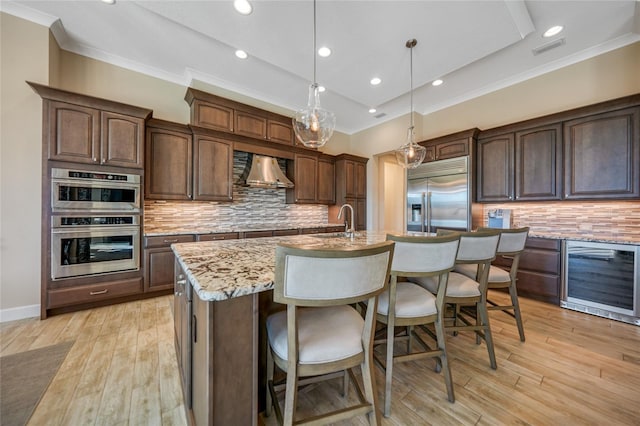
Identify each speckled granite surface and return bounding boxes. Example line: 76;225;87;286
528;232;640;245
146;222;345;236
171;231;389;302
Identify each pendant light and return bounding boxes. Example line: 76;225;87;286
395;39;426;169
292;0;336;149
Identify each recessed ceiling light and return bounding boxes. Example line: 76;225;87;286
369;108;377;114
234;0;252;15
318;86;326;92
101;0;115;4
318;47;331;57
432;79;443;86
543;25;563;38
370;77;382;86
235;50;248;59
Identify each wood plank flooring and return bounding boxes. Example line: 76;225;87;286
1;291;639;425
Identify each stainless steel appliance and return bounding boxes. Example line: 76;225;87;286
563;240;640;325
51;215;140;280
406;156;470;233
51;168;141;212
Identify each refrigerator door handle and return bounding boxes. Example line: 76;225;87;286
426;191;432;234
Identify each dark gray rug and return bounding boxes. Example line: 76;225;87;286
0;340;74;426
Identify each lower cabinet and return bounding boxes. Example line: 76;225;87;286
492;237;561;304
190;290;259;425
144;234;195;292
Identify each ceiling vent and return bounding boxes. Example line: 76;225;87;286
532;38;566;56
374;112;387;119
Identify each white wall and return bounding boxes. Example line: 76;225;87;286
0;13;50;321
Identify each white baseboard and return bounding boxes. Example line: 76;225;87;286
0;304;40;323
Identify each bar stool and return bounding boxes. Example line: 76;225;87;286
375;233;460;417
265;241;394;426
456;227;530;341
410;230;501;369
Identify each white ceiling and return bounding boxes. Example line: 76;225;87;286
3;0;640;134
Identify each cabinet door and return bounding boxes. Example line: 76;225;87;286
145;248;175;292
564;107;640;199
434;138;469;161
515;124;562;200
47;100;100;164
317;157;335;204
193;135;233;201
145;127;192;200
101;111;144;168
191;100;234;132
344;160;356;197
355;161;366;198
267;120;294;145
291;154;318;203
235;110;267;139
476;134;514;202
356;198;366;230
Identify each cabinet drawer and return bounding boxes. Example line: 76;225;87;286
520;249;561;274
273;229;299;236
516;270;560;304
243;230;273;239
48;277;143;308
198;232;240;241
526;237;560;251
299;228;323;234
325;226;346;233
145;234;195;248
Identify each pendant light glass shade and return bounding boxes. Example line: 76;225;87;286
395;125;426;168
292;0;335;149
293;83;335;148
396;39;426;169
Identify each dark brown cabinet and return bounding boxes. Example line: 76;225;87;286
477;124;562;202
185;87;294;147
197;232;239;241
43;97;148;169
192;131;233;201
145;120;233;201
317;156;336;204
286;153;335;204
144;234;195;292
145;120;193;200
492;237;561;304
332;155;368;230
564;106;640;199
419;129;476;163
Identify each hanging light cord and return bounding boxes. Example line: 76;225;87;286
409;39;414;130
313;0;317;85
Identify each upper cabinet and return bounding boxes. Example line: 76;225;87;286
476;95;640;202
145;119;233;201
332;154;368;230
564;106;640;200
477;124;562;202
286;153;335;204
29;82;152;169
419;128;478;163
185;88;294;146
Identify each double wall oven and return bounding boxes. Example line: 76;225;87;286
50;168;142;280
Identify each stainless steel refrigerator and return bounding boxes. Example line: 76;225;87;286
406;156;470;233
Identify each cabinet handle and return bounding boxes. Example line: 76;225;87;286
89;289;108;296
192;315;197;343
93;157;98;163
176;279;187;286
163;239;179;243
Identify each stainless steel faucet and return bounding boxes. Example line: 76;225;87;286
337;203;355;237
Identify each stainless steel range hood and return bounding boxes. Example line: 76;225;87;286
245;155;294;189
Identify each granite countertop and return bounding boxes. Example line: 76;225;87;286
528;232;640;245
171;231;388;302
145;222;345;236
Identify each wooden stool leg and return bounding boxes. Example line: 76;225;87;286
478;301;497;370
510;282;526;342
283;363;299;426
435;318;455;403
266;348;274;417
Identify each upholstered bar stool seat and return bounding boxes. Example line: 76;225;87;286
414;272;481;298
267;305;365;364
377;283;437;318
454;263;511;284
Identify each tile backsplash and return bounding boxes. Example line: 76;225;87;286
478;201;640;241
144;151;328;232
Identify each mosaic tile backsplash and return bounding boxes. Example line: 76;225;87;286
478;201;640;243
144;151;328;233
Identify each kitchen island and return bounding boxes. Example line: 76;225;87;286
171;231;388;425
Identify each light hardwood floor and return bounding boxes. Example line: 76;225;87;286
2;291;639;425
